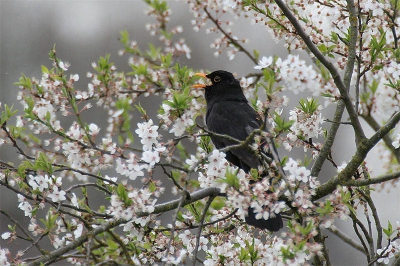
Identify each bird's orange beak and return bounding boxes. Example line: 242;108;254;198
192;72;209;89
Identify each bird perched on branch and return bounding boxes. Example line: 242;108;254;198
193;70;283;232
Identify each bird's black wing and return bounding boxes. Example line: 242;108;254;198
206;100;264;171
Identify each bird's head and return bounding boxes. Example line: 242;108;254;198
193;70;246;104
193;70;238;90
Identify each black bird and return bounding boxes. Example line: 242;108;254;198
194;70;283;232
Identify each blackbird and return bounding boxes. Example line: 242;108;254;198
194;70;283;232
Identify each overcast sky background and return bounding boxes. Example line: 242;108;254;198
1;1;398;265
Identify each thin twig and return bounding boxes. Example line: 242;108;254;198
357;188;383;251
201;4;258;65
163;191;190;265
327;226;366;255
0;210;45;255
192;195;215;266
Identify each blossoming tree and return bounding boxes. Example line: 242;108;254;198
1;0;400;265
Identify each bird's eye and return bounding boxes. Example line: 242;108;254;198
213;76;221;82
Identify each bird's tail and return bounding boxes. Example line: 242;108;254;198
245;207;283;232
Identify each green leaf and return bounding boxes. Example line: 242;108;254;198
107;239;119;250
370;32;387;62
35;152;54;174
385;78;400;91
210;196;225;210
239;246;250;261
273;111;294;132
174;64;193;87
316;200;334;215
116;184;133;206
383;220;394;238
120;30;129;44
321;92;335;98
146;43;161;60
176;142;189;159
222;168;240;190
368;79;379;94
161;85;192;118
134;103;147;116
130;64;149;76
144;0;169;13
40;212;59;233
0;104;18;126
14;75;33;90
41;65;50;75
199;135;213;153
298;98;319;114
161;53;173;67
253;49;260;61
246;238;259;262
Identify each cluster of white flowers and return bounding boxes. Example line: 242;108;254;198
251;178;285;218
108;186;157;221
167;110;195;137
283;158;319;214
14;174;70;247
51;218;83;250
0;248;10;266
135;119;166;170
17;194;34;218
135;119;160;151
284;158;311;184
157;89;203;137
287;101;324;144
198;150;229;191
31;98;62;132
41;175;65;202
279;55;322;95
320;187;350;228
115;153;145;180
204;226;312;265
179;229;208;255
254;55;336;99
168;38;192;59
224;170;251;220
376;240;400;264
48;185;67;202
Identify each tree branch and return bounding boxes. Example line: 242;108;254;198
312;0;360;177
348;170;400;187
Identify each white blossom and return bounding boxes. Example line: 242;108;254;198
254;56;273;70
48;185;66;202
